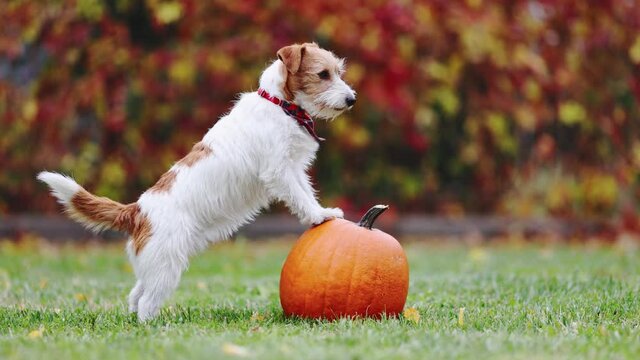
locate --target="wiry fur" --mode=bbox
[37,43,356,321]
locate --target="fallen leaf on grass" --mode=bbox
[599,325,608,336]
[468,248,487,264]
[74,293,87,302]
[403,307,420,323]
[222,343,250,357]
[250,311,264,322]
[28,328,43,339]
[458,307,465,327]
[0,269,10,294]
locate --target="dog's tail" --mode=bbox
[37,171,140,234]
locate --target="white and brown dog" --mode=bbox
[38,43,356,321]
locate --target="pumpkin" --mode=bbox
[280,205,409,319]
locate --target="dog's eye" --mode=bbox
[317,70,330,80]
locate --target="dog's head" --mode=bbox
[277,43,356,120]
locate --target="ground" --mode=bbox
[0,237,639,359]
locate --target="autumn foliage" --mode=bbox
[1,1,639,222]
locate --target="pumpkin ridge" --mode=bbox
[343,227,360,317]
[298,230,322,315]
[364,258,380,317]
[320,237,340,318]
[303,227,333,315]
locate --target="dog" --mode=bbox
[37,43,356,321]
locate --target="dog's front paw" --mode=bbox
[301,207,343,226]
[320,207,344,221]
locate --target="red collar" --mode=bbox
[257,88,325,143]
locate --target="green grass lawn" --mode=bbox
[1,238,639,359]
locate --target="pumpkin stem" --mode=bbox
[357,205,389,230]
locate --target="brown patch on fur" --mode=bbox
[70,190,152,255]
[176,142,213,167]
[71,190,127,226]
[125,205,152,255]
[277,43,342,101]
[149,170,177,193]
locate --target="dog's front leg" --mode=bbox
[266,166,343,226]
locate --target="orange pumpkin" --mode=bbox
[280,205,409,319]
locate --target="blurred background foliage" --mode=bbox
[0,0,639,227]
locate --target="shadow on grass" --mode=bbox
[1,305,407,333]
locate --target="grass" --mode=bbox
[1,237,639,359]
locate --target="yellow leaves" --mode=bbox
[334,119,370,148]
[414,106,436,130]
[629,36,640,64]
[545,180,571,212]
[430,86,459,116]
[400,174,424,201]
[207,53,234,73]
[486,113,516,155]
[28,327,44,339]
[349,126,370,148]
[583,173,618,211]
[460,17,507,66]
[222,343,250,357]
[316,16,339,38]
[565,49,581,71]
[74,293,88,302]
[632,141,640,168]
[361,28,381,52]
[415,4,433,27]
[486,113,508,139]
[154,1,184,24]
[515,106,537,131]
[397,36,416,61]
[76,0,104,21]
[425,57,463,85]
[22,99,38,121]
[22,20,42,43]
[558,101,587,126]
[461,142,480,164]
[344,62,365,85]
[403,307,420,324]
[514,45,548,76]
[523,79,542,102]
[466,0,482,8]
[169,58,196,86]
[458,307,465,327]
[60,142,100,184]
[95,160,127,201]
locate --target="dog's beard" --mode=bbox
[311,105,347,121]
[295,92,350,121]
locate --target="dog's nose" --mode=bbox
[346,96,356,107]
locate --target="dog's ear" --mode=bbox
[277,44,306,74]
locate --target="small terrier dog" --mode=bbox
[38,43,356,321]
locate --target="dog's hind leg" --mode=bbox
[128,280,144,313]
[136,256,184,321]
